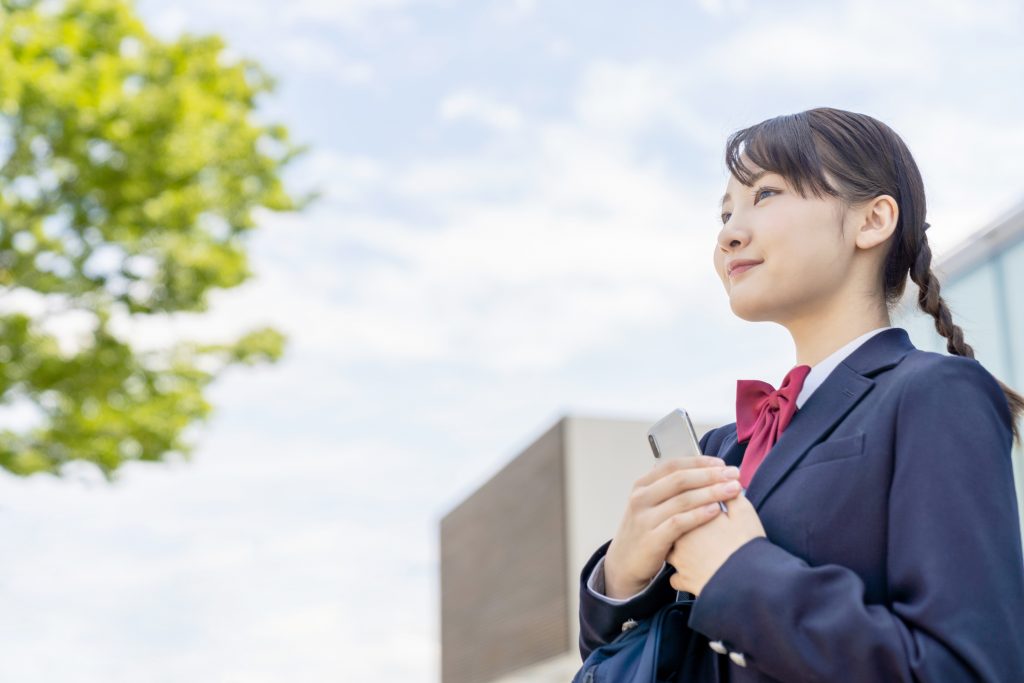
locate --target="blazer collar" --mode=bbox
[720,327,917,511]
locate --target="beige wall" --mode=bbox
[561,415,718,657]
[439,420,569,683]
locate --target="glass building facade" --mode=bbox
[894,199,1024,529]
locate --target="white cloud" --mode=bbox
[0,431,444,682]
[689,0,1021,91]
[103,62,728,373]
[280,0,433,29]
[392,156,524,198]
[694,0,750,16]
[277,38,375,85]
[233,140,714,371]
[439,90,525,132]
[488,0,540,24]
[697,19,939,86]
[147,0,438,36]
[898,108,1024,258]
[573,61,722,144]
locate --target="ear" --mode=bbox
[853,194,899,251]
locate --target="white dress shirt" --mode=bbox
[587,326,894,604]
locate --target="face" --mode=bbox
[713,160,857,325]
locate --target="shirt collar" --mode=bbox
[796,326,894,409]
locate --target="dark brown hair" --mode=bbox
[722,106,1023,447]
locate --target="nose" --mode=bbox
[717,217,749,253]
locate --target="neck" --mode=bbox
[785,308,891,368]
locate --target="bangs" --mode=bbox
[724,113,841,203]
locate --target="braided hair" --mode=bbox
[906,220,1024,446]
[723,107,1023,447]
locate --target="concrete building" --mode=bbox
[438,198,1024,683]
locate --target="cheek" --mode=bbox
[767,251,815,287]
[712,260,728,288]
[770,242,845,296]
[712,248,725,273]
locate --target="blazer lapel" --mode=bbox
[719,433,746,469]
[737,327,917,511]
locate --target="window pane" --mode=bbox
[1001,238,1024,392]
[942,261,1009,384]
[895,298,946,354]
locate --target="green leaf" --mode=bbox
[0,0,308,478]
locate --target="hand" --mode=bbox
[603,456,744,599]
[667,489,767,596]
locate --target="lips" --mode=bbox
[729,262,761,277]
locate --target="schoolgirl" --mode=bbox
[578,107,1024,682]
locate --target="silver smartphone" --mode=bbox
[647,408,730,512]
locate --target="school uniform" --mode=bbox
[577,326,1024,682]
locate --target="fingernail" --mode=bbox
[720,480,741,493]
[721,466,740,479]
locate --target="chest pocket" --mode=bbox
[794,432,866,470]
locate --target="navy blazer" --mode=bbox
[578,327,1024,682]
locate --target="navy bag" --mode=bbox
[572,594,720,683]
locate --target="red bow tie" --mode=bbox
[735,364,812,489]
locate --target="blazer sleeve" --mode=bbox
[686,356,1024,682]
[577,426,720,661]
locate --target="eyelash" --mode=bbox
[720,187,778,224]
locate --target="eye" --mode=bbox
[720,187,779,224]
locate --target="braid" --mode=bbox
[909,233,974,357]
[909,231,1024,447]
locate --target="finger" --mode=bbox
[636,454,724,487]
[651,479,741,528]
[638,464,739,509]
[650,499,723,549]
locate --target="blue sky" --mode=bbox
[1,0,1023,680]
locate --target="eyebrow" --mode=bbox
[719,170,770,208]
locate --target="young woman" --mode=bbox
[577,107,1024,682]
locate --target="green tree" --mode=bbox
[0,0,307,479]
